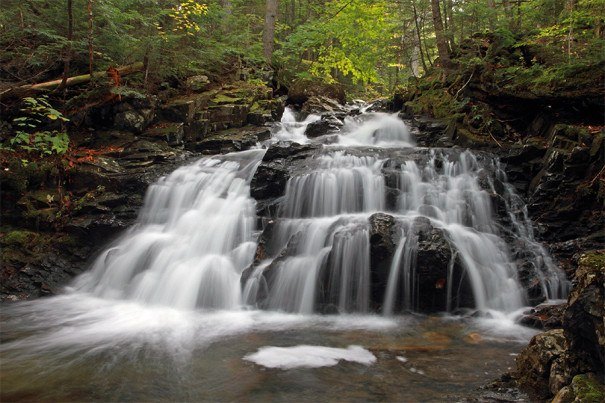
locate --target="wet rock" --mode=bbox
[563,251,605,369]
[304,115,343,138]
[412,217,470,312]
[300,96,347,116]
[519,302,566,330]
[250,142,319,214]
[189,125,270,154]
[368,213,398,308]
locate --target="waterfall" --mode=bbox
[71,107,567,316]
[74,149,265,310]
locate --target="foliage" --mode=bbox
[0,0,603,95]
[4,97,70,156]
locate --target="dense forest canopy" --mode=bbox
[0,0,603,156]
[1,0,603,94]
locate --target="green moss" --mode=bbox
[211,94,243,105]
[579,251,605,270]
[571,374,605,403]
[2,230,39,246]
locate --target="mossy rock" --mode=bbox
[571,374,605,402]
[579,251,605,270]
[211,94,244,105]
[2,230,39,246]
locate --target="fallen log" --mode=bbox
[0,62,144,101]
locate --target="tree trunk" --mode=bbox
[60,0,74,89]
[87,0,94,76]
[430,0,450,68]
[445,0,455,50]
[263,0,278,62]
[412,1,428,72]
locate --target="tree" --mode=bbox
[87,0,94,76]
[263,0,279,62]
[60,0,74,90]
[430,0,450,68]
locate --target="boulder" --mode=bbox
[412,217,470,312]
[519,302,566,330]
[368,213,398,307]
[114,109,153,133]
[185,75,210,92]
[300,96,347,115]
[563,251,605,369]
[304,115,343,138]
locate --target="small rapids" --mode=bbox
[1,105,568,401]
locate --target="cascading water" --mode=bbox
[70,107,566,315]
[1,103,571,401]
[74,149,265,310]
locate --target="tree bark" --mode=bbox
[60,0,74,90]
[412,1,428,72]
[263,0,278,62]
[430,0,450,68]
[87,0,94,76]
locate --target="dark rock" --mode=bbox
[114,109,153,134]
[250,142,319,211]
[189,125,270,154]
[563,251,605,369]
[300,96,347,116]
[412,217,471,312]
[519,302,566,330]
[368,213,398,309]
[141,122,185,146]
[304,115,343,138]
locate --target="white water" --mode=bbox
[74,149,265,310]
[272,108,320,143]
[338,112,415,147]
[244,345,376,369]
[383,151,527,314]
[68,107,566,316]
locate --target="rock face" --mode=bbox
[515,250,605,399]
[563,252,605,370]
[515,329,589,399]
[250,142,319,216]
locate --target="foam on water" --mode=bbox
[243,345,376,369]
